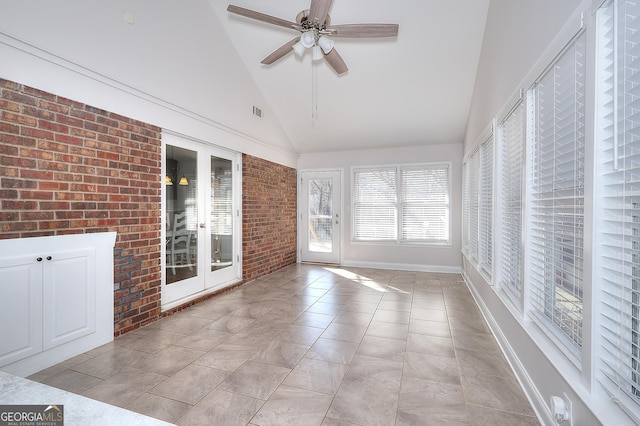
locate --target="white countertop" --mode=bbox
[0,371,173,426]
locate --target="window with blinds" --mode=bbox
[462,160,471,253]
[596,0,640,418]
[353,168,397,240]
[479,134,494,279]
[353,163,450,244]
[400,165,450,242]
[499,100,525,303]
[469,151,480,263]
[528,29,586,362]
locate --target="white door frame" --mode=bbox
[298,169,342,264]
[161,132,242,310]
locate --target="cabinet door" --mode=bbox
[42,248,96,350]
[0,256,43,367]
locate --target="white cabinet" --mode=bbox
[0,255,42,366]
[0,232,116,377]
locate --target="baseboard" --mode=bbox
[462,272,552,425]
[341,260,462,274]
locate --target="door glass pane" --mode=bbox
[166,145,198,284]
[308,179,333,253]
[211,156,233,271]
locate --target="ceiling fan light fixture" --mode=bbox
[292,41,306,57]
[317,36,334,54]
[300,30,316,48]
[311,45,324,61]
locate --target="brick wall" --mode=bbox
[242,154,297,281]
[0,79,162,336]
[0,78,299,336]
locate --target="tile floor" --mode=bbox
[29,264,540,425]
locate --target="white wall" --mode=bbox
[298,143,462,273]
[0,0,298,168]
[463,0,632,424]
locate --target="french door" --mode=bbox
[162,133,241,309]
[299,170,341,264]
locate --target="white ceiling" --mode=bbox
[209,0,491,154]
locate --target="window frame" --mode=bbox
[352,162,452,246]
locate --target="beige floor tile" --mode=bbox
[81,366,167,408]
[398,376,467,423]
[409,318,452,337]
[151,364,229,405]
[294,311,336,328]
[372,308,411,325]
[251,385,333,426]
[283,358,348,395]
[461,374,537,417]
[70,346,147,379]
[343,355,403,392]
[356,335,406,362]
[250,338,310,368]
[321,322,367,343]
[365,320,409,340]
[305,338,359,364]
[465,404,540,426]
[327,379,399,426]
[33,264,539,426]
[194,343,259,372]
[127,392,191,424]
[40,369,102,394]
[403,351,460,385]
[177,389,263,426]
[218,360,291,400]
[406,333,455,357]
[132,345,206,376]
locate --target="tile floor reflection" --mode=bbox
[30,264,540,425]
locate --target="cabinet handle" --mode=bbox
[46,256,52,261]
[36,257,43,262]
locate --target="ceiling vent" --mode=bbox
[252,105,263,118]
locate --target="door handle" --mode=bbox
[199,223,206,229]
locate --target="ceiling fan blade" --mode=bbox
[308,0,332,26]
[327,23,399,38]
[324,48,348,75]
[227,5,297,30]
[261,37,301,65]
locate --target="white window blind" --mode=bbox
[528,29,586,362]
[353,168,397,240]
[469,150,480,263]
[479,135,494,279]
[462,160,471,253]
[400,165,450,242]
[353,164,450,244]
[499,100,525,302]
[597,0,640,419]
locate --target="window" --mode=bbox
[527,29,586,362]
[462,160,471,252]
[498,100,525,303]
[479,133,494,279]
[463,151,481,262]
[597,0,640,419]
[462,129,493,277]
[353,163,450,244]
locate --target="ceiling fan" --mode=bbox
[227,0,399,75]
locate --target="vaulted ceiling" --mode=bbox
[0,0,490,155]
[210,0,490,153]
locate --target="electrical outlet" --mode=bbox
[550,394,572,425]
[562,392,573,426]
